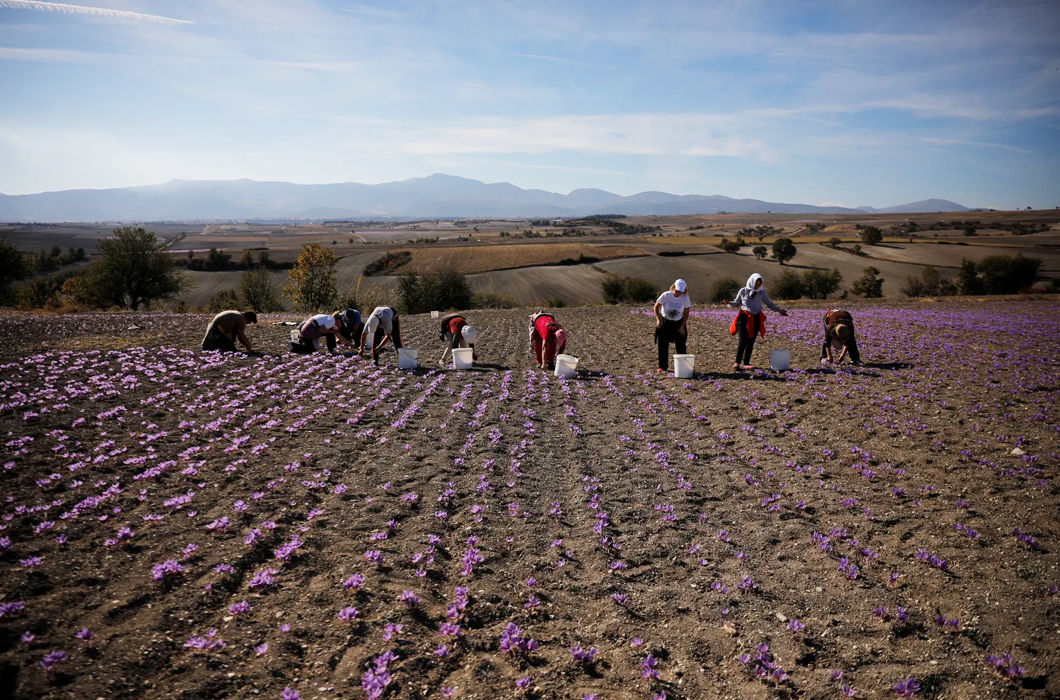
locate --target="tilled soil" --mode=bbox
[0,300,1057,699]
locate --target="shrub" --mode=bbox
[752,245,767,260]
[826,237,841,249]
[241,268,283,312]
[284,243,338,312]
[600,276,657,304]
[624,277,657,303]
[208,289,241,312]
[364,251,412,276]
[718,237,741,253]
[398,267,472,314]
[771,270,804,299]
[852,267,884,298]
[802,268,842,299]
[601,276,627,304]
[545,298,566,308]
[709,276,741,303]
[772,238,797,265]
[472,292,517,309]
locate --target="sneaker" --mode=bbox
[656,367,666,373]
[732,363,741,371]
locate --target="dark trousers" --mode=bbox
[656,320,687,370]
[202,326,237,352]
[373,315,402,352]
[735,313,761,365]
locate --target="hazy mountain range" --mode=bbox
[0,174,971,222]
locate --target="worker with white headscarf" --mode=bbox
[726,273,787,371]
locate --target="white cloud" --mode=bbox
[0,0,193,26]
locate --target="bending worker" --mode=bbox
[528,311,567,371]
[291,311,352,354]
[438,312,478,365]
[202,310,257,352]
[359,306,403,363]
[821,309,862,365]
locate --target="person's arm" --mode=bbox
[358,329,369,356]
[727,290,741,308]
[679,306,689,335]
[835,345,849,363]
[652,302,664,327]
[764,292,787,316]
[236,329,252,351]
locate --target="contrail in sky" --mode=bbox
[0,0,194,26]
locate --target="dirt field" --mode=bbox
[0,299,1056,699]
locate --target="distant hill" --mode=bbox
[0,174,971,222]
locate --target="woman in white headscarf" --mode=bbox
[726,273,787,370]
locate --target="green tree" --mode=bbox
[802,268,842,299]
[0,239,31,304]
[858,226,883,245]
[852,266,884,298]
[752,245,767,260]
[82,227,184,310]
[772,237,797,265]
[976,255,1041,294]
[957,259,983,295]
[284,243,338,311]
[241,268,283,312]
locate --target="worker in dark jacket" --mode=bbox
[202,310,257,352]
[821,309,862,365]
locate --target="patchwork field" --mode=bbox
[0,300,1056,699]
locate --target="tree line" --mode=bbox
[0,226,1052,312]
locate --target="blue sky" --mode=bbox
[1,0,1057,209]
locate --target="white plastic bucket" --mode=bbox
[397,347,418,370]
[554,354,578,379]
[290,330,301,343]
[430,310,439,318]
[770,349,791,371]
[673,354,695,378]
[452,348,473,370]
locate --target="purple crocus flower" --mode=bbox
[39,650,68,671]
[893,677,920,697]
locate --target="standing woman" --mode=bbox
[727,273,787,370]
[652,278,691,373]
[359,305,403,363]
[528,311,567,370]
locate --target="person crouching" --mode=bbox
[438,312,478,365]
[821,309,862,365]
[202,310,257,352]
